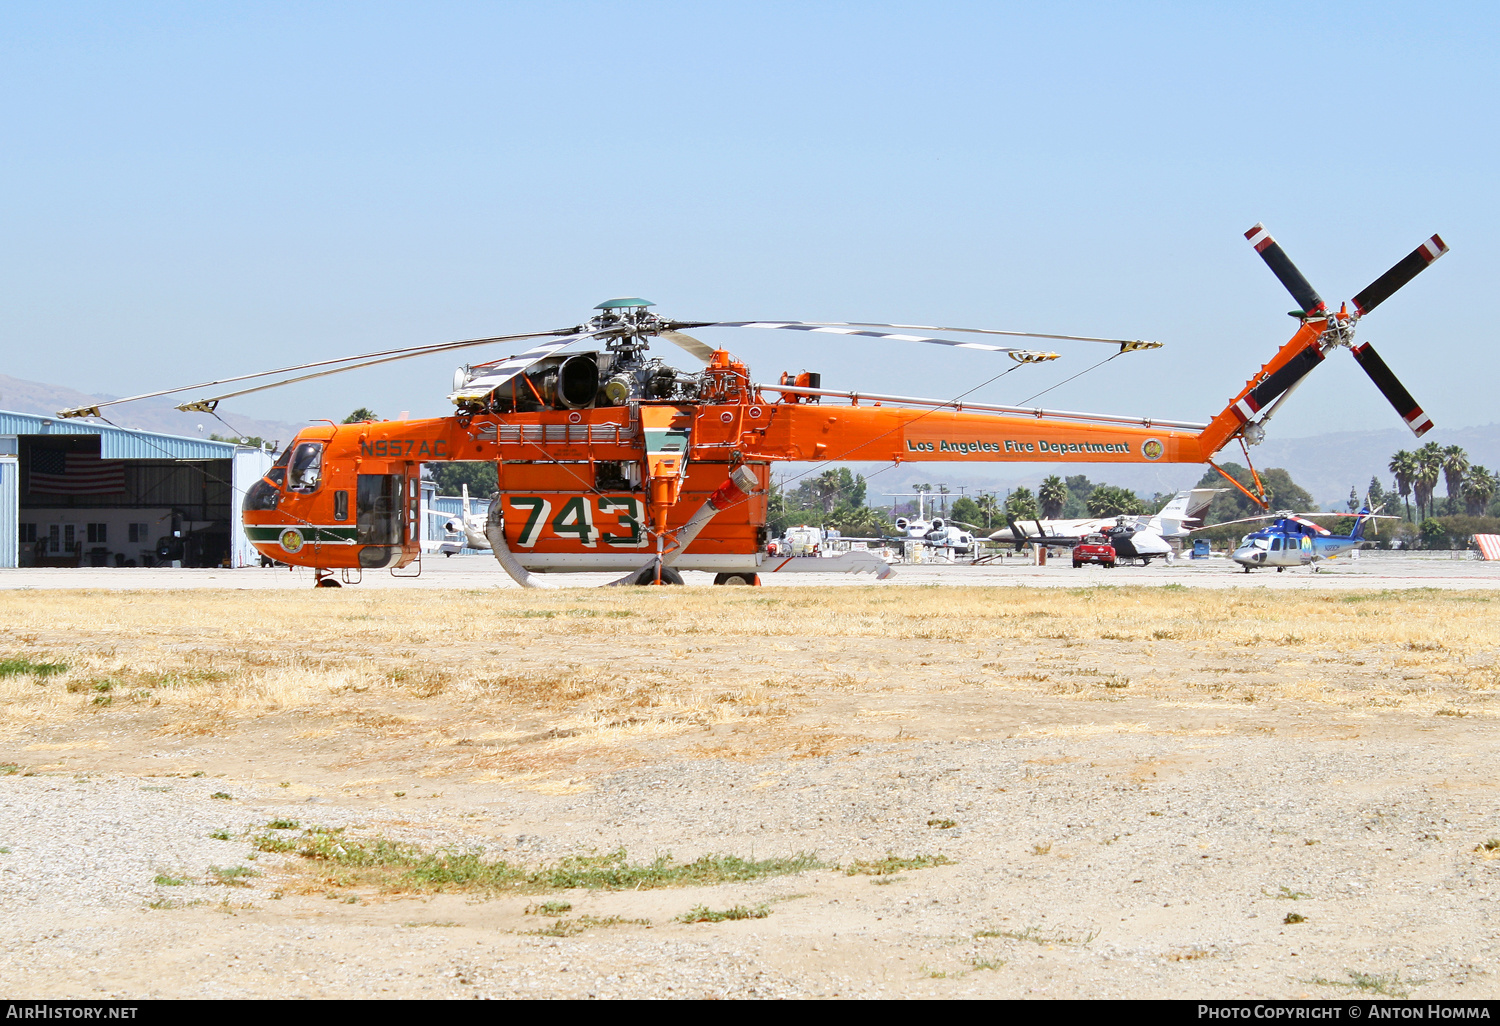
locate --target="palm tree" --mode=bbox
[1442,445,1469,515]
[815,469,842,512]
[1415,441,1444,520]
[1389,450,1417,522]
[974,492,1000,530]
[1004,487,1039,521]
[1038,476,1067,519]
[1087,485,1145,518]
[1463,466,1496,517]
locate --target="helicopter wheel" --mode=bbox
[628,565,684,586]
[1276,566,1284,573]
[713,572,760,586]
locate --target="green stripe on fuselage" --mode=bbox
[245,526,360,544]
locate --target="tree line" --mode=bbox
[1386,443,1496,521]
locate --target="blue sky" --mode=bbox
[2,2,1494,442]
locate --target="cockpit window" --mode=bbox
[287,442,324,493]
[243,477,280,512]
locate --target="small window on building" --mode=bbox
[87,523,107,544]
[49,525,59,553]
[334,490,349,521]
[19,524,37,543]
[63,525,76,550]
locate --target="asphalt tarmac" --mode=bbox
[3,550,1498,590]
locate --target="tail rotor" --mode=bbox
[1242,223,1447,439]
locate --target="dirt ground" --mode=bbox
[0,585,1496,999]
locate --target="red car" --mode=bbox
[1072,535,1116,568]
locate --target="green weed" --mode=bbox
[843,853,952,876]
[525,900,572,917]
[153,872,187,887]
[678,904,769,923]
[249,830,824,895]
[1307,971,1416,998]
[265,819,300,831]
[0,658,66,678]
[208,865,261,887]
[975,925,1098,946]
[525,915,649,937]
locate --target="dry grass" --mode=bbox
[0,587,1495,779]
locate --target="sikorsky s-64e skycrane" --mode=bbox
[59,225,1448,587]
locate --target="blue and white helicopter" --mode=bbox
[1205,507,1394,572]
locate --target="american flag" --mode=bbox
[29,450,126,496]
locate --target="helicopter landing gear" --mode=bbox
[1276,566,1284,573]
[713,572,760,586]
[314,568,342,588]
[627,564,684,585]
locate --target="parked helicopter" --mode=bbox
[55,224,1449,587]
[888,492,979,557]
[1209,507,1394,572]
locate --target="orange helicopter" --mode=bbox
[59,225,1447,587]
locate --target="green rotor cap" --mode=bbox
[594,297,655,310]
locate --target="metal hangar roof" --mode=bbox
[0,410,240,460]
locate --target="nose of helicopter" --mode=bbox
[1232,545,1263,565]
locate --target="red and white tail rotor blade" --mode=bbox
[1351,235,1449,317]
[1244,223,1327,316]
[1350,342,1433,437]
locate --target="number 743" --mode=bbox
[504,495,645,548]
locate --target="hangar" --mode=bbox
[0,411,273,570]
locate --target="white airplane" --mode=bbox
[987,488,1223,564]
[423,483,491,555]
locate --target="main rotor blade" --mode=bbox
[1187,514,1275,531]
[1245,223,1326,315]
[1350,342,1433,436]
[1288,515,1331,535]
[681,320,1159,351]
[1351,234,1449,316]
[58,328,578,419]
[683,321,1060,358]
[659,330,716,363]
[448,331,602,403]
[173,329,584,413]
